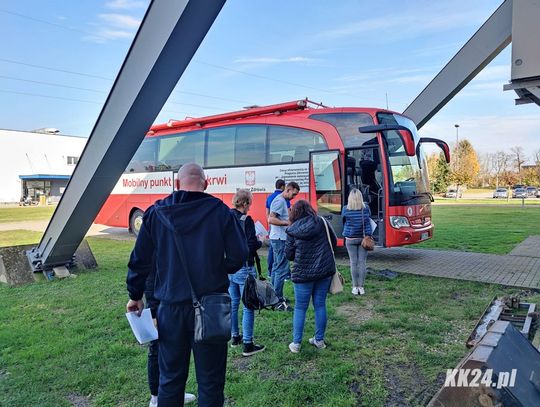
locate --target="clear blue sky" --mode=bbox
[1,0,538,162]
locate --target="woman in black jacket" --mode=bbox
[285,200,337,353]
[229,189,265,357]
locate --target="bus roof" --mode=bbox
[149,99,397,135]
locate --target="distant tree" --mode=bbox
[511,146,526,174]
[491,151,511,189]
[501,171,518,187]
[450,139,480,189]
[476,153,492,187]
[430,152,451,193]
[522,167,540,186]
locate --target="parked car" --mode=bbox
[445,188,462,199]
[512,188,528,199]
[493,188,509,199]
[537,189,540,198]
[526,187,537,197]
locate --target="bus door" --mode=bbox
[345,147,384,245]
[309,150,343,236]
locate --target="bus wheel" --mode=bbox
[130,209,144,236]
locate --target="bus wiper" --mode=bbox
[401,192,433,204]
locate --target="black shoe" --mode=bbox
[242,342,265,357]
[231,335,243,347]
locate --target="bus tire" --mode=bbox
[129,209,144,236]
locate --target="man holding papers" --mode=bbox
[126,163,248,407]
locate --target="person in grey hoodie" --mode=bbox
[126,163,248,407]
[284,200,336,353]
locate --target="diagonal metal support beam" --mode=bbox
[403,0,512,129]
[27,0,226,272]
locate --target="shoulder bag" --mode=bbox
[361,207,375,251]
[321,216,344,294]
[172,234,231,344]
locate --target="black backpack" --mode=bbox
[242,267,280,311]
[235,212,280,311]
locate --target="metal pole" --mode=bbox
[26,0,227,273]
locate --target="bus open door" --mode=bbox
[309,150,344,238]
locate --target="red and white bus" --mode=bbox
[95,99,449,247]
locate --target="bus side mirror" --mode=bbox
[418,137,451,163]
[359,124,415,157]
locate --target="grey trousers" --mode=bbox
[345,238,368,287]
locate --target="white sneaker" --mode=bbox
[149,395,158,407]
[351,287,359,295]
[288,342,301,353]
[184,393,196,404]
[308,337,327,349]
[358,287,365,295]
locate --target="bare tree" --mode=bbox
[491,151,510,189]
[511,146,526,174]
[534,149,540,165]
[477,153,492,187]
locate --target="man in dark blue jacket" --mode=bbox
[126,163,248,407]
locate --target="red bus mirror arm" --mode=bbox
[417,137,451,164]
[359,124,415,156]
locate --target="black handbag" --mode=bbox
[172,234,231,344]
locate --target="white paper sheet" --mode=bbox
[126,308,159,344]
[369,218,378,233]
[254,220,268,237]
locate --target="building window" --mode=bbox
[67,156,79,165]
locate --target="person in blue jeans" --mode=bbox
[285,200,337,353]
[265,179,288,277]
[268,181,300,311]
[229,189,265,356]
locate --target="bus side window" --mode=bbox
[268,125,327,163]
[235,125,266,166]
[126,138,157,173]
[157,130,204,170]
[207,127,235,167]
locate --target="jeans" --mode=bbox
[157,302,227,407]
[292,276,332,344]
[270,239,289,301]
[267,244,274,276]
[345,238,368,287]
[229,266,256,343]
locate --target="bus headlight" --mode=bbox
[390,216,410,229]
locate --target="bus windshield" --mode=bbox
[377,113,430,206]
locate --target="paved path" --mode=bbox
[334,244,540,289]
[2,220,540,289]
[0,220,132,239]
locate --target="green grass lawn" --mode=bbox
[434,198,540,205]
[0,206,56,223]
[417,205,540,254]
[0,229,43,247]
[1,234,539,406]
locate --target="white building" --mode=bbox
[0,129,87,203]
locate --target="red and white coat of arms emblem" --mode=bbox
[245,171,256,186]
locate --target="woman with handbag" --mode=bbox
[342,188,373,295]
[285,200,337,353]
[229,189,266,357]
